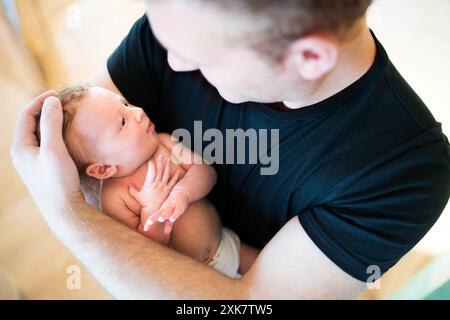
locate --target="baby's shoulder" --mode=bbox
[157,132,172,140]
[157,132,180,148]
[102,178,127,197]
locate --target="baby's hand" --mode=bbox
[143,189,190,233]
[129,156,181,226]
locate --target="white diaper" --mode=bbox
[208,227,241,278]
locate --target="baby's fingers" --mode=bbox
[143,207,169,231]
[155,155,165,181]
[128,184,141,200]
[144,160,156,186]
[168,170,181,189]
[143,213,158,231]
[168,206,186,223]
[159,206,176,222]
[157,206,175,223]
[162,159,171,184]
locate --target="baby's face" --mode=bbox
[69,87,158,176]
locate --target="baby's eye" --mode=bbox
[121,118,126,127]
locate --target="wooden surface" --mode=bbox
[0,3,111,299]
[14,0,69,87]
[0,0,448,299]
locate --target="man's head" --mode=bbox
[36,85,159,179]
[145,0,372,106]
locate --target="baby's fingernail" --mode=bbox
[169,217,175,223]
[145,220,153,229]
[158,217,165,223]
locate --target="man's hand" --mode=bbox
[11,91,84,219]
[129,155,181,234]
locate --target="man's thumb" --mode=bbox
[40,96,64,151]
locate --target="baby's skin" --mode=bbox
[66,87,258,269]
[101,139,222,263]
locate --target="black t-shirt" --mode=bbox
[107,14,450,281]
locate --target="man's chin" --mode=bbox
[218,89,274,105]
[216,89,246,104]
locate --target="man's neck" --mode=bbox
[283,20,377,109]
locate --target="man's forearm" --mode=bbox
[48,200,246,299]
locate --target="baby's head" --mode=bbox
[36,85,158,179]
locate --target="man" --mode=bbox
[11,0,450,299]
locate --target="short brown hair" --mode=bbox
[152,0,373,60]
[35,84,91,174]
[241,0,373,58]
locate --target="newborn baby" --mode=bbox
[35,85,251,278]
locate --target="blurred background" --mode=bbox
[0,0,449,299]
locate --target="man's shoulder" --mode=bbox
[383,63,437,133]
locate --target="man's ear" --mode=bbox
[285,34,338,81]
[85,162,118,180]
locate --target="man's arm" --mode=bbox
[44,200,367,299]
[11,85,365,300]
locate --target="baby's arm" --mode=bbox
[146,133,217,225]
[101,181,171,245]
[162,133,217,202]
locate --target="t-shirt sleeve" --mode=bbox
[107,13,167,113]
[298,129,450,282]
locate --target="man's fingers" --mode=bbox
[26,90,57,115]
[11,90,57,155]
[39,96,64,152]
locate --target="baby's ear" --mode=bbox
[85,163,118,180]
